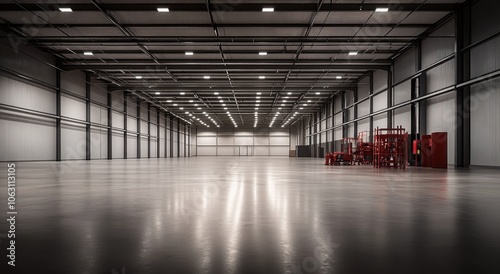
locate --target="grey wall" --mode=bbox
[0,32,191,162]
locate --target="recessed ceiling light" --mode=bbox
[300,107,303,110]
[204,76,210,79]
[167,100,172,103]
[173,104,178,106]
[202,112,206,114]
[283,100,287,102]
[155,92,160,95]
[259,76,266,79]
[316,92,320,95]
[281,104,285,106]
[180,92,185,95]
[194,104,198,106]
[185,111,189,114]
[59,7,73,12]
[278,107,282,110]
[222,104,226,106]
[83,51,93,56]
[185,51,194,55]
[189,100,193,103]
[255,108,259,110]
[214,92,219,95]
[256,100,260,103]
[336,76,342,79]
[219,100,223,103]
[224,107,228,110]
[135,75,142,79]
[304,104,308,106]
[262,7,274,12]
[307,100,311,103]
[157,8,170,12]
[179,107,184,110]
[256,97,261,99]
[217,96,222,99]
[375,7,389,12]
[259,52,268,55]
[287,92,292,95]
[257,92,262,95]
[348,51,358,56]
[256,104,260,106]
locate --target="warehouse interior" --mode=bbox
[0,0,499,273]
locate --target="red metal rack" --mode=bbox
[373,126,409,169]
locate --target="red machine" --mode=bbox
[353,131,373,165]
[373,126,409,169]
[325,153,334,165]
[331,138,356,165]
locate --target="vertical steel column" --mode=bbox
[107,90,112,160]
[369,71,374,143]
[177,118,181,157]
[170,115,174,157]
[137,98,141,158]
[184,124,187,157]
[341,91,347,138]
[157,110,160,158]
[123,91,128,159]
[85,73,91,160]
[455,3,471,167]
[353,86,358,138]
[387,65,393,129]
[164,113,168,158]
[56,67,61,161]
[147,104,151,158]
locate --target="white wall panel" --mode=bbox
[334,128,342,141]
[112,111,124,129]
[235,136,252,145]
[127,135,137,158]
[254,136,269,145]
[427,92,456,165]
[270,146,289,156]
[422,37,455,69]
[61,123,86,160]
[61,70,86,96]
[394,47,415,83]
[112,132,124,159]
[270,136,288,145]
[358,119,370,140]
[198,136,217,145]
[334,113,342,126]
[373,113,387,130]
[197,146,216,156]
[61,95,86,121]
[470,77,500,166]
[140,121,148,135]
[218,135,234,145]
[91,80,107,104]
[373,91,387,112]
[271,129,288,136]
[393,80,412,105]
[393,106,412,131]
[358,76,370,101]
[0,75,56,114]
[217,146,234,156]
[373,70,388,93]
[150,126,157,137]
[140,138,148,158]
[159,138,165,158]
[127,98,137,116]
[427,59,456,93]
[150,140,157,158]
[254,146,269,156]
[90,104,108,126]
[358,100,370,117]
[0,111,56,161]
[470,35,500,78]
[127,117,137,132]
[90,128,107,159]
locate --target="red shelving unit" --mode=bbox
[373,126,409,169]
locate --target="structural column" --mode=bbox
[124,91,128,159]
[147,104,151,158]
[369,71,374,143]
[55,67,61,161]
[85,73,91,160]
[107,89,112,160]
[137,98,141,158]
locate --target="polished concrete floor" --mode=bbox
[1,157,500,274]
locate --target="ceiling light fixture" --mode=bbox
[135,75,142,79]
[348,51,358,56]
[336,76,342,79]
[259,52,268,55]
[155,92,160,95]
[204,76,210,79]
[259,76,266,79]
[83,51,93,56]
[375,7,389,12]
[214,92,219,95]
[185,51,194,55]
[180,92,185,95]
[157,8,170,12]
[59,7,73,12]
[262,7,274,12]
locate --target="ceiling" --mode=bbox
[0,0,464,128]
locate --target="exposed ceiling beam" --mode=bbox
[56,49,399,55]
[62,63,390,70]
[7,23,434,28]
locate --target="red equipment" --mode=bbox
[332,138,356,165]
[431,132,448,169]
[324,153,334,165]
[353,131,373,165]
[421,135,432,167]
[373,126,409,169]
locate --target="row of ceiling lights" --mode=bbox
[59,7,390,13]
[81,50,359,56]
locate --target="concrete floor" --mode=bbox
[1,157,500,274]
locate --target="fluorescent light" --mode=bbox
[180,92,185,95]
[204,76,210,79]
[173,104,177,106]
[348,51,358,56]
[59,8,73,12]
[262,7,274,12]
[259,76,266,79]
[316,92,320,95]
[197,107,201,110]
[304,104,308,106]
[259,52,268,55]
[135,75,142,79]
[219,100,223,103]
[157,8,170,12]
[307,100,311,103]
[214,92,219,95]
[155,92,160,95]
[167,100,172,103]
[83,51,93,56]
[375,7,389,12]
[179,107,183,110]
[336,76,342,79]
[257,92,262,95]
[189,100,193,103]
[287,92,292,95]
[185,51,194,55]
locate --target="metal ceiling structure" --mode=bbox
[0,0,464,128]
